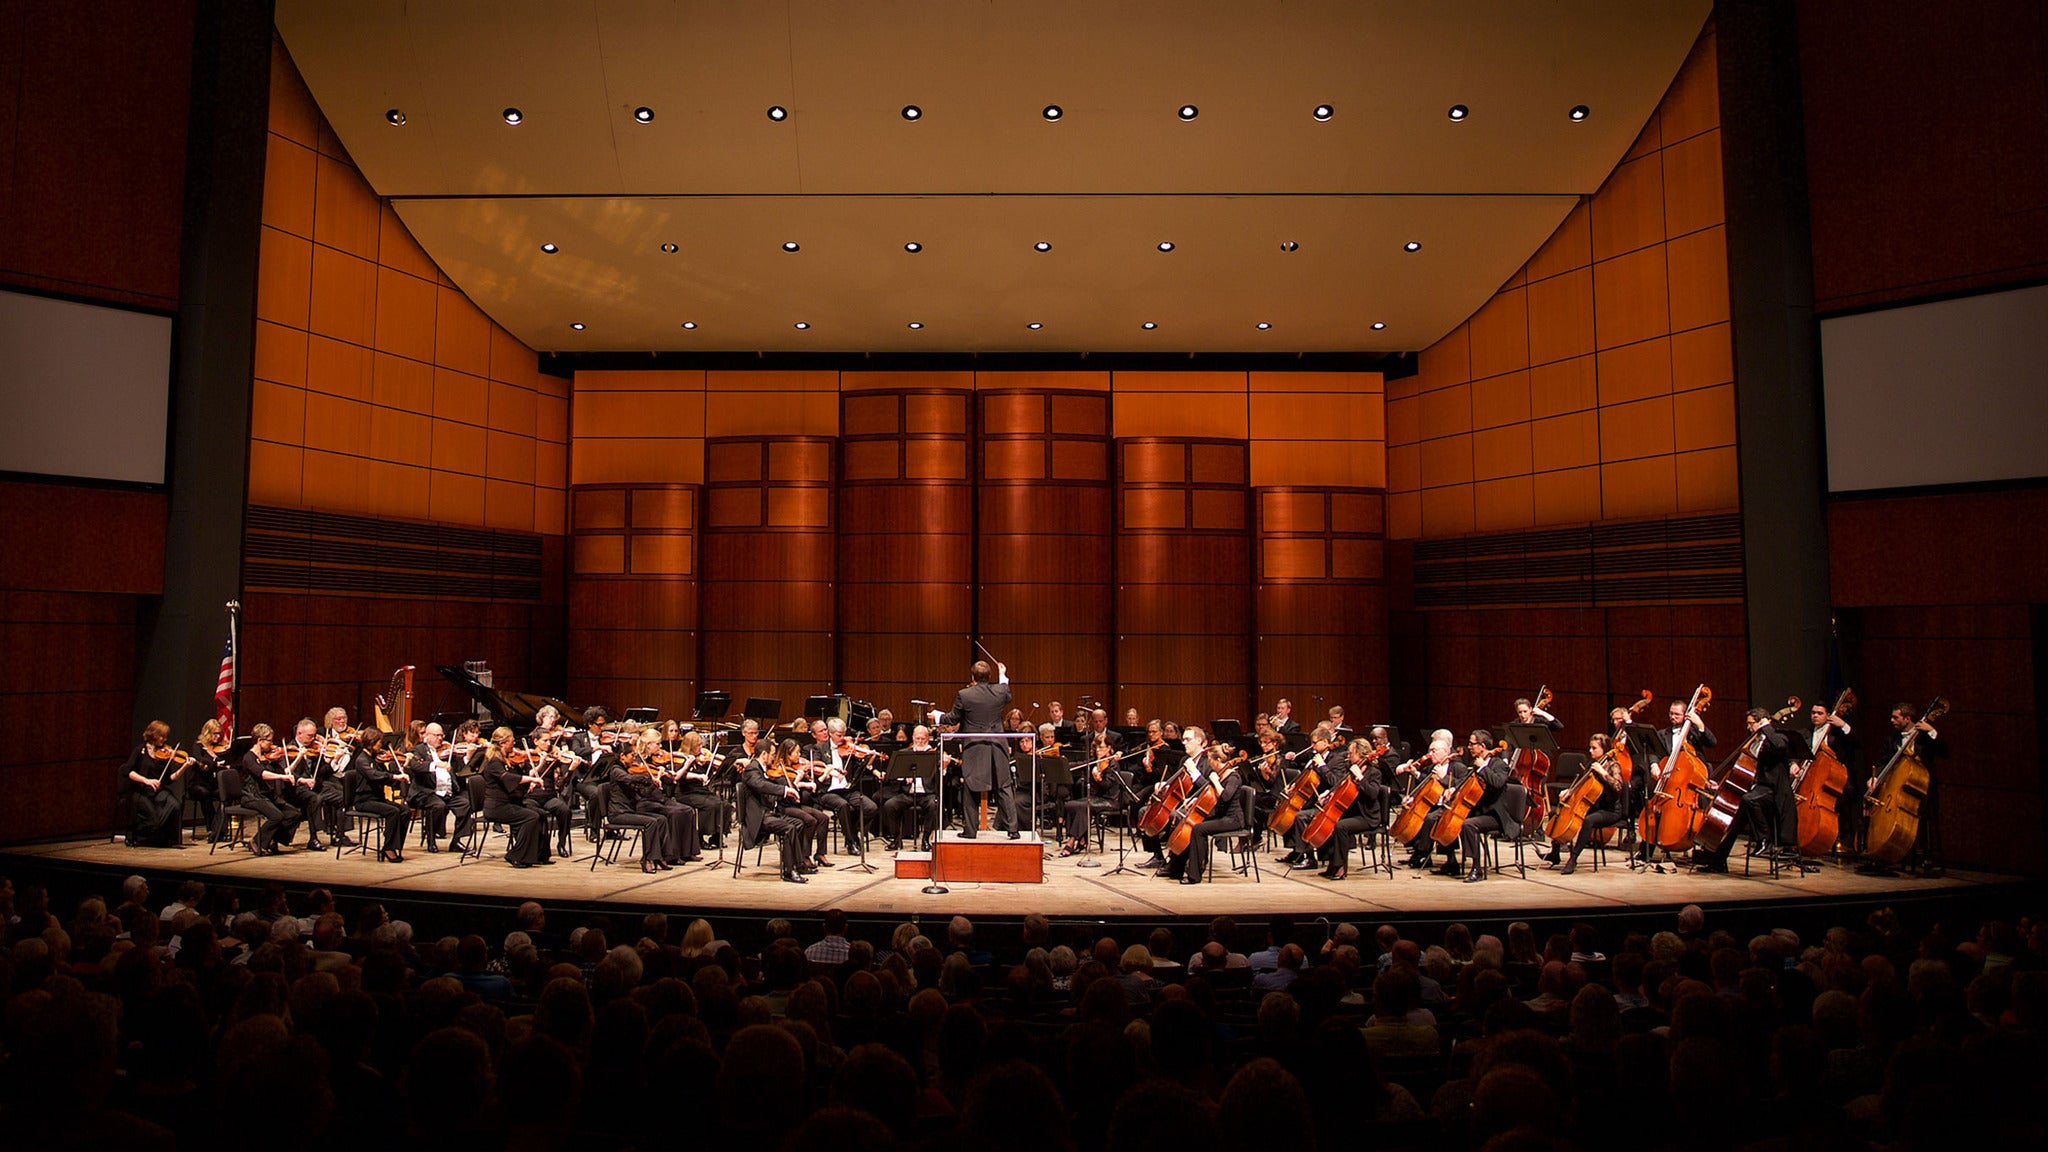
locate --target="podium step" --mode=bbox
[930,830,1045,883]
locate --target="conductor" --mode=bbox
[931,659,1016,839]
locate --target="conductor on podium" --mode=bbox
[933,659,1016,839]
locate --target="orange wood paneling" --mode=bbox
[1525,266,1596,366]
[1595,337,1674,405]
[1529,356,1597,419]
[1592,247,1671,349]
[1590,153,1667,261]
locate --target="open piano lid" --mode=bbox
[434,665,584,730]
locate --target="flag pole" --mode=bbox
[227,599,240,736]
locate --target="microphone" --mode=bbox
[910,699,932,707]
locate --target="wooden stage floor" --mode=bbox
[2,832,2000,924]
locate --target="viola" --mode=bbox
[1510,685,1556,830]
[1864,696,1947,866]
[1793,688,1856,856]
[1639,685,1713,851]
[1430,742,1506,847]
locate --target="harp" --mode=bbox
[374,665,415,735]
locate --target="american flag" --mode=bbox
[214,637,236,734]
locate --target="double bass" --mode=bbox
[1431,741,1505,847]
[1509,686,1557,829]
[1692,723,1764,856]
[1639,685,1713,851]
[1864,696,1948,866]
[1793,688,1856,856]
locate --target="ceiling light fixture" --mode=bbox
[1569,105,1590,121]
[633,106,654,123]
[1141,321,1158,330]
[907,321,923,329]
[681,321,697,330]
[1027,322,1043,330]
[1034,241,1051,252]
[1256,322,1271,330]
[570,322,585,331]
[1177,104,1198,121]
[904,241,922,253]
[502,107,523,125]
[1448,104,1469,121]
[1280,240,1299,252]
[794,321,810,330]
[1157,241,1175,252]
[1313,104,1334,121]
[1042,104,1062,121]
[540,243,558,254]
[901,104,922,120]
[660,243,678,253]
[767,105,788,121]
[1371,321,1387,330]
[1404,241,1422,252]
[385,109,406,126]
[782,241,800,252]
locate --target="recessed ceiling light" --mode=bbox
[1404,241,1422,252]
[1448,104,1469,121]
[570,322,585,331]
[1042,104,1062,121]
[385,109,406,126]
[1157,241,1175,252]
[901,104,922,121]
[660,243,678,253]
[681,321,697,330]
[633,106,654,123]
[1313,104,1334,121]
[540,243,558,254]
[1141,321,1158,330]
[1256,322,1271,330]
[1371,321,1387,330]
[1034,241,1051,252]
[1569,105,1590,122]
[794,321,810,330]
[767,105,788,121]
[782,241,800,252]
[907,321,923,330]
[904,241,922,253]
[1177,104,1198,121]
[502,107,523,125]
[1027,322,1043,330]
[1280,240,1299,252]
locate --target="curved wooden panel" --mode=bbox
[1116,438,1252,725]
[839,390,972,715]
[699,438,835,719]
[1254,486,1391,724]
[977,389,1114,711]
[567,483,700,718]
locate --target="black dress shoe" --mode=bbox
[1322,868,1348,881]
[1181,875,1200,885]
[424,841,441,854]
[1292,859,1322,871]
[1136,853,1165,869]
[510,861,533,869]
[1538,848,1560,865]
[960,828,977,839]
[1560,858,1578,876]
[798,863,818,874]
[333,835,358,848]
[535,857,556,866]
[1435,862,1463,877]
[1464,867,1485,883]
[782,868,808,883]
[306,838,326,852]
[1007,829,1020,840]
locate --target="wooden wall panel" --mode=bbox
[838,390,973,714]
[565,484,699,718]
[1116,439,1252,724]
[977,389,1114,710]
[698,437,835,718]
[1254,487,1391,723]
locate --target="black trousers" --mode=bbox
[673,787,729,846]
[1181,813,1246,883]
[815,789,878,850]
[180,773,219,837]
[1321,815,1380,868]
[1458,813,1503,864]
[882,791,939,846]
[281,783,323,839]
[637,799,699,862]
[1703,787,1782,865]
[611,810,667,862]
[577,779,608,840]
[412,789,474,848]
[1570,808,1623,855]
[486,800,549,864]
[353,798,411,853]
[128,787,182,847]
[751,810,803,871]
[1407,812,1455,863]
[317,778,350,838]
[242,794,301,853]
[786,802,830,857]
[967,777,1018,833]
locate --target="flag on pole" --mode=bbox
[215,637,236,734]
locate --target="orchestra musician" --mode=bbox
[1277,723,1342,868]
[188,717,230,841]
[405,722,473,855]
[1394,732,1460,872]
[1127,719,1173,866]
[669,730,732,850]
[932,659,1017,840]
[121,720,189,848]
[1059,725,1122,856]
[238,723,303,855]
[1247,728,1289,835]
[279,719,342,851]
[633,727,701,867]
[1694,708,1798,872]
[816,718,881,855]
[315,707,360,849]
[1803,701,1860,849]
[1272,697,1301,736]
[1165,742,1247,885]
[879,725,945,851]
[1451,730,1525,883]
[1861,702,1947,867]
[1635,698,1716,863]
[1140,726,1210,870]
[607,733,675,872]
[517,730,577,861]
[1313,737,1390,882]
[350,729,412,863]
[738,739,810,883]
[569,707,614,844]
[1538,733,1626,875]
[479,726,553,868]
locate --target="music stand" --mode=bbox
[931,731,1034,895]
[624,707,660,724]
[1210,719,1244,742]
[1015,750,1073,844]
[693,691,732,722]
[1622,724,1675,871]
[1283,729,1311,753]
[743,697,782,723]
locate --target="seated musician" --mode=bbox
[606,734,675,873]
[1125,720,1171,867]
[1271,697,1302,735]
[670,731,732,850]
[1278,723,1342,868]
[521,730,578,860]
[1314,737,1389,882]
[816,718,881,855]
[1138,726,1208,871]
[317,707,359,848]
[1694,708,1798,873]
[1165,743,1249,885]
[187,718,230,841]
[278,718,342,851]
[788,720,836,867]
[121,720,188,848]
[1016,723,1069,836]
[239,723,303,855]
[569,707,614,844]
[880,725,945,851]
[350,729,412,863]
[1248,728,1288,832]
[479,727,553,868]
[405,722,472,854]
[737,740,810,883]
[637,727,700,866]
[1059,726,1123,857]
[449,719,484,773]
[1539,734,1625,875]
[1399,732,1469,875]
[1453,729,1525,883]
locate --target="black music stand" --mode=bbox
[743,697,782,723]
[693,691,732,722]
[887,750,944,889]
[624,707,660,724]
[804,695,844,721]
[1014,750,1072,844]
[1622,724,1675,871]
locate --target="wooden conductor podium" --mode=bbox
[919,731,1045,885]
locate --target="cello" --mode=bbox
[1138,752,1201,837]
[1300,752,1367,850]
[1267,737,1337,834]
[1509,686,1557,829]
[1864,696,1947,866]
[1639,685,1713,852]
[1387,753,1445,845]
[1165,752,1245,854]
[1431,741,1505,847]
[1793,688,1856,856]
[1544,737,1628,848]
[1692,724,1763,856]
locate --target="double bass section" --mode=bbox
[1639,685,1713,855]
[1864,696,1948,867]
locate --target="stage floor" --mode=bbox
[2,831,1997,923]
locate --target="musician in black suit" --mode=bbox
[120,720,188,848]
[1800,700,1860,848]
[738,742,808,883]
[1634,699,1715,862]
[239,723,303,855]
[1456,730,1525,883]
[351,730,413,863]
[881,726,944,850]
[405,723,472,854]
[569,707,614,843]
[605,750,674,873]
[1278,723,1341,867]
[479,728,552,868]
[278,719,337,851]
[1272,697,1302,736]
[670,730,731,849]
[932,659,1016,839]
[1314,737,1391,881]
[1862,702,1948,867]
[1166,744,1250,885]
[1695,709,1799,872]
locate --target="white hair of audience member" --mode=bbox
[1475,934,1505,958]
[371,923,400,948]
[391,920,413,943]
[504,930,532,954]
[605,944,645,985]
[269,918,303,944]
[908,934,934,956]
